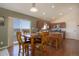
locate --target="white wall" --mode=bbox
[51,7,79,40]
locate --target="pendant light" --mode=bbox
[30,3,38,12]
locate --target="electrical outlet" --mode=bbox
[0,41,3,45]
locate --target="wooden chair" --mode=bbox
[30,32,49,55]
[49,33,63,49]
[38,32,49,55]
[30,35,35,56]
[30,33,42,55]
[40,32,49,46]
[16,32,29,56]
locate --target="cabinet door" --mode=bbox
[36,20,44,30]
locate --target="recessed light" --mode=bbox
[59,13,63,15]
[52,17,55,19]
[51,5,55,8]
[69,7,73,10]
[43,12,46,15]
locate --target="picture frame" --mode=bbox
[0,16,5,26]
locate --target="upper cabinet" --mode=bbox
[36,20,66,31]
[36,20,44,30]
[36,20,51,30]
[51,22,66,28]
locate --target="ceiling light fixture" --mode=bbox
[59,13,63,15]
[69,7,73,10]
[30,3,38,12]
[43,12,46,15]
[51,5,55,8]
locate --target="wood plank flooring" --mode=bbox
[1,39,79,56]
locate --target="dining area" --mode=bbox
[16,30,64,56]
[11,17,65,56]
[1,3,79,56]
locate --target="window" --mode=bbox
[13,18,31,29]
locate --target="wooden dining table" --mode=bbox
[22,33,41,55]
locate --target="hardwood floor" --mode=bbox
[1,39,79,56]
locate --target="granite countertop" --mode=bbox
[49,32,63,34]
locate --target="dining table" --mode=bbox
[22,33,41,55]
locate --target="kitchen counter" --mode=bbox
[49,31,65,39]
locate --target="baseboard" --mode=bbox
[66,38,79,40]
[0,42,18,50]
[0,46,9,50]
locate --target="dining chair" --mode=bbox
[49,33,63,49]
[16,32,29,56]
[30,35,35,56]
[29,33,42,55]
[38,32,49,55]
[40,32,49,46]
[29,32,49,56]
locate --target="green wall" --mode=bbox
[0,8,41,48]
[0,17,8,47]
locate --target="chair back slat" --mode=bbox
[16,32,23,44]
[40,32,49,48]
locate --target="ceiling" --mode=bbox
[0,3,79,21]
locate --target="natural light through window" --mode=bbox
[13,18,31,29]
